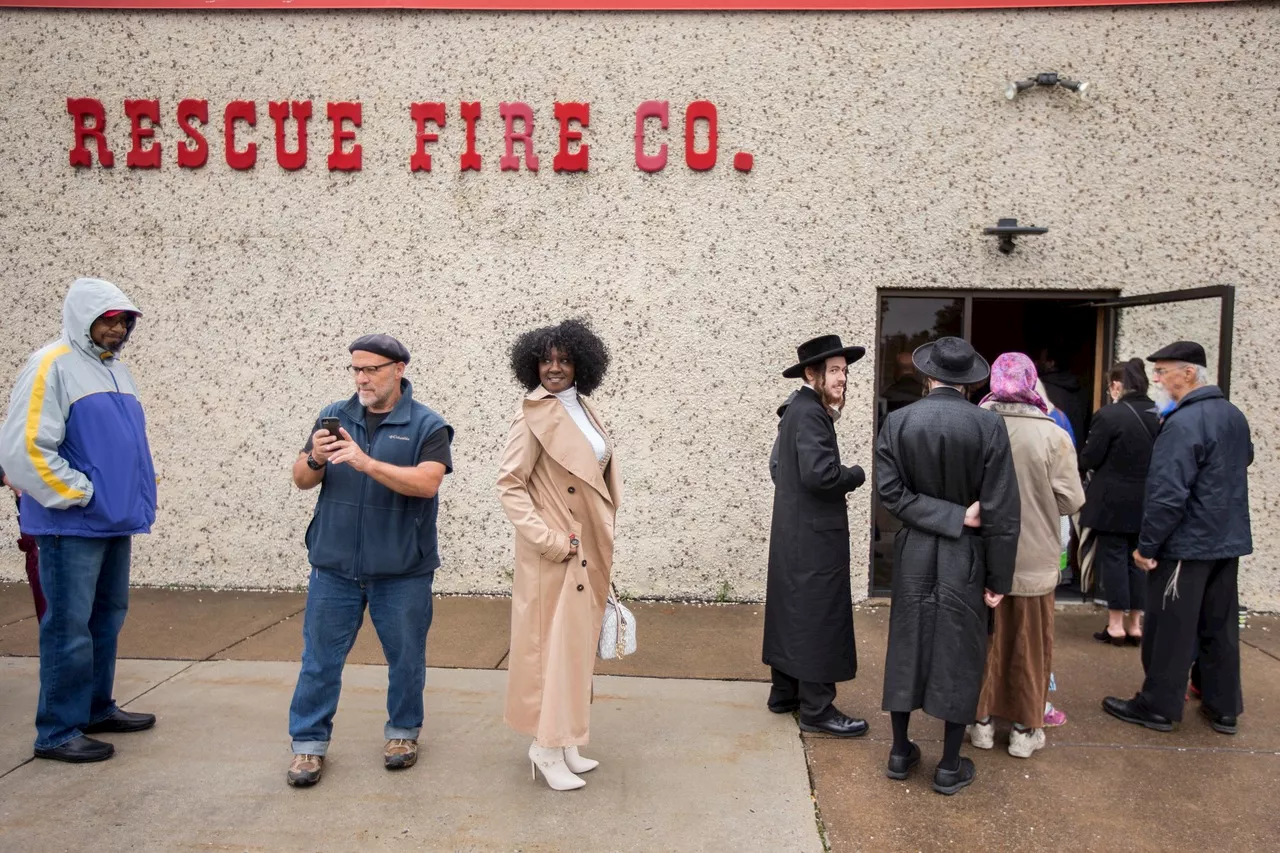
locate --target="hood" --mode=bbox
[1040,371,1080,393]
[776,389,799,419]
[1170,385,1225,413]
[63,277,141,360]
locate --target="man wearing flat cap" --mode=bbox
[1104,341,1252,737]
[285,334,454,787]
[875,336,1020,795]
[763,335,870,737]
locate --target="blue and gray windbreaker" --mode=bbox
[0,278,157,537]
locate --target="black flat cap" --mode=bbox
[1147,340,1206,367]
[349,333,410,365]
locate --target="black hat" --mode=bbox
[782,335,866,379]
[1147,340,1206,367]
[349,333,410,365]
[912,337,989,385]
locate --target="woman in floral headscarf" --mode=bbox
[968,353,1085,759]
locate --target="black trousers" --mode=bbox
[1095,532,1145,612]
[1138,558,1243,721]
[768,667,837,723]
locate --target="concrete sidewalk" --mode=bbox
[1,583,1278,852]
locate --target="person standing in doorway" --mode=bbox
[498,319,621,791]
[286,334,453,787]
[0,278,157,764]
[1079,359,1160,645]
[971,353,1085,759]
[763,335,869,738]
[1103,341,1251,736]
[876,337,1020,794]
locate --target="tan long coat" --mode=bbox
[497,387,621,747]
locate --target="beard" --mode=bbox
[812,372,847,413]
[1151,385,1174,412]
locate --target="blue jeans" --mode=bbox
[289,567,434,755]
[34,535,132,750]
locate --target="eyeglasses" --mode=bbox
[346,361,396,376]
[1152,365,1190,377]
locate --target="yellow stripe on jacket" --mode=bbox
[26,344,85,501]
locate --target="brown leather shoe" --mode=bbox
[384,738,418,770]
[287,753,323,787]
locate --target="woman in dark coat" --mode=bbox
[1078,359,1160,645]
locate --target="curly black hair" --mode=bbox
[509,318,611,396]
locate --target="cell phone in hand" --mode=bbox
[321,417,341,439]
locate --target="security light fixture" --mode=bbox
[983,218,1048,255]
[1004,73,1091,100]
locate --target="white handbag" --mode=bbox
[598,584,637,660]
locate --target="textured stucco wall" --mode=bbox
[0,5,1276,607]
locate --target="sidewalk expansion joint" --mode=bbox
[801,732,1278,756]
[1242,638,1280,664]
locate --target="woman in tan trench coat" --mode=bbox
[497,320,621,791]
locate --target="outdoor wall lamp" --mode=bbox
[1004,73,1091,100]
[984,218,1048,254]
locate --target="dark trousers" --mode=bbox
[1139,558,1242,721]
[768,667,836,723]
[1095,532,1145,612]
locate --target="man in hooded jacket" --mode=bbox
[763,335,869,737]
[0,278,158,763]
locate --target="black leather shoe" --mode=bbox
[1201,705,1238,735]
[1102,696,1173,732]
[34,735,115,763]
[886,742,920,780]
[932,757,975,795]
[798,712,869,738]
[83,709,156,734]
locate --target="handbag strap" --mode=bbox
[1122,401,1159,440]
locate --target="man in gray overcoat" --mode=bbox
[763,335,869,737]
[875,337,1021,794]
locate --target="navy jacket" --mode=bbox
[1137,386,1252,561]
[305,380,452,580]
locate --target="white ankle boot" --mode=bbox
[563,745,599,774]
[528,743,585,791]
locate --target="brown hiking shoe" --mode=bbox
[287,753,323,787]
[384,738,418,770]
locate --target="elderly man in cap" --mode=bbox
[0,277,157,764]
[875,336,1020,795]
[286,334,453,787]
[763,335,869,737]
[1103,341,1252,735]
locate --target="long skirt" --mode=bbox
[976,592,1054,729]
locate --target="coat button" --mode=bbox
[576,584,584,591]
[581,560,587,567]
[568,486,575,493]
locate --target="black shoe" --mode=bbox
[932,757,975,795]
[34,735,115,763]
[83,709,156,734]
[798,712,869,738]
[1093,629,1126,647]
[1201,705,1238,735]
[1102,696,1173,732]
[768,701,799,715]
[886,742,920,780]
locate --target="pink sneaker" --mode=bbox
[1043,706,1067,728]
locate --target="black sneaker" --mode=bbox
[886,742,920,780]
[932,757,976,796]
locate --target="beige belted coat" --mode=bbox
[497,386,621,747]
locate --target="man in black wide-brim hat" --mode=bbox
[763,335,870,737]
[875,336,1021,795]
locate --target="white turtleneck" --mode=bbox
[553,386,608,462]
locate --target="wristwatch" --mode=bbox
[305,453,325,471]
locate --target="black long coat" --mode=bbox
[875,387,1021,723]
[763,386,865,683]
[1077,393,1160,533]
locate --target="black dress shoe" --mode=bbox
[886,742,920,780]
[34,735,115,763]
[1201,705,1238,735]
[1093,629,1126,647]
[1102,696,1173,732]
[768,701,799,715]
[798,712,869,738]
[83,709,156,734]
[932,757,975,795]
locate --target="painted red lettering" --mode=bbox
[224,101,257,170]
[499,102,538,172]
[269,100,312,171]
[460,102,482,172]
[327,102,362,172]
[684,101,717,171]
[634,100,668,174]
[177,99,209,169]
[124,99,161,169]
[410,102,446,173]
[66,98,114,168]
[553,102,589,173]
